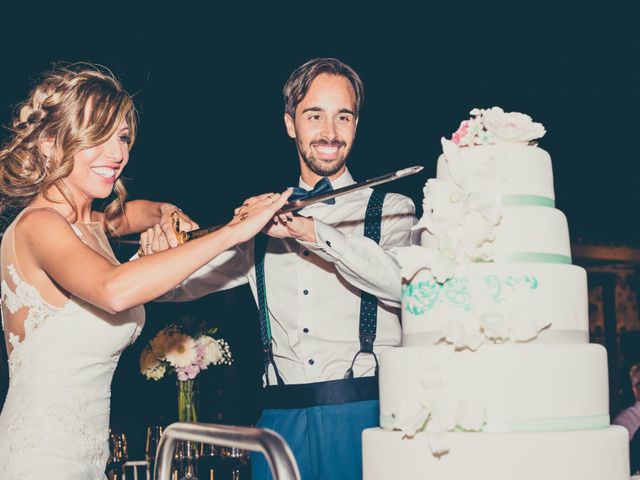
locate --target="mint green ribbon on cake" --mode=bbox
[476,194,571,265]
[379,413,610,433]
[501,194,555,208]
[474,252,572,264]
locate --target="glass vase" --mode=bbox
[178,379,199,422]
[175,379,199,479]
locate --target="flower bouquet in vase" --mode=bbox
[140,319,232,479]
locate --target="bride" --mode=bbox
[0,64,290,479]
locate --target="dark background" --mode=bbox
[0,2,638,459]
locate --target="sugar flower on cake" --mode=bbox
[402,136,507,283]
[479,307,550,344]
[441,138,508,194]
[481,107,546,143]
[451,107,545,146]
[139,321,232,382]
[391,358,486,456]
[432,281,551,350]
[436,310,485,351]
[395,245,456,284]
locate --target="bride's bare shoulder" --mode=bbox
[14,208,76,243]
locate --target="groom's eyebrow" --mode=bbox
[300,107,355,116]
[301,107,324,114]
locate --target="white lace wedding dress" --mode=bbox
[0,209,145,479]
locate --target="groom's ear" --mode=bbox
[284,113,296,139]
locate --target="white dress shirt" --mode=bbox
[159,169,417,385]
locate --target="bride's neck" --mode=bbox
[30,189,93,223]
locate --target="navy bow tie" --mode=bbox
[289,177,336,206]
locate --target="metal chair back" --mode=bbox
[154,422,300,480]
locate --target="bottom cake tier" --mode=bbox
[362,426,629,480]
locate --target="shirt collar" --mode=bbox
[298,168,355,191]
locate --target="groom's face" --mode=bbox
[284,73,358,181]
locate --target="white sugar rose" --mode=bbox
[479,311,510,343]
[394,245,457,283]
[423,179,466,224]
[392,398,431,437]
[453,212,495,261]
[441,138,465,188]
[441,138,508,193]
[466,193,502,226]
[508,307,550,342]
[456,401,486,432]
[481,107,546,143]
[438,311,484,351]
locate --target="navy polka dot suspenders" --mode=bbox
[254,189,387,386]
[345,189,386,379]
[254,232,284,386]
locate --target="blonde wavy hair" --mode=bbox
[0,63,138,232]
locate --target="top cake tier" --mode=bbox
[436,143,554,203]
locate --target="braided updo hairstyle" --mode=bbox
[0,63,138,232]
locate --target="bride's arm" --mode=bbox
[18,191,290,314]
[91,200,199,242]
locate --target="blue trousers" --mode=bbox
[251,399,379,480]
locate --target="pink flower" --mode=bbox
[177,364,201,381]
[451,120,470,145]
[195,345,209,370]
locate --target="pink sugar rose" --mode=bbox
[451,120,470,145]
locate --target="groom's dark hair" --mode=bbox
[283,58,364,119]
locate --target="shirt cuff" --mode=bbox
[298,219,347,262]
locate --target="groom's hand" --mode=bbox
[159,204,200,247]
[263,213,317,243]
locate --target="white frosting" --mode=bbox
[379,344,609,430]
[436,144,554,199]
[402,264,588,344]
[491,206,570,260]
[363,426,630,480]
[419,206,571,262]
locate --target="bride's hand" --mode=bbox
[226,189,292,243]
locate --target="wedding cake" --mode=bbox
[362,108,630,479]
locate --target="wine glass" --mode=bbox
[106,430,128,479]
[174,440,199,480]
[221,447,250,480]
[145,426,163,475]
[198,443,221,480]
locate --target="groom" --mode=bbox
[152,58,417,480]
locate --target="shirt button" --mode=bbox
[308,359,315,365]
[303,250,310,256]
[303,289,309,295]
[303,327,309,333]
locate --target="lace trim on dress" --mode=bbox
[0,264,72,378]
